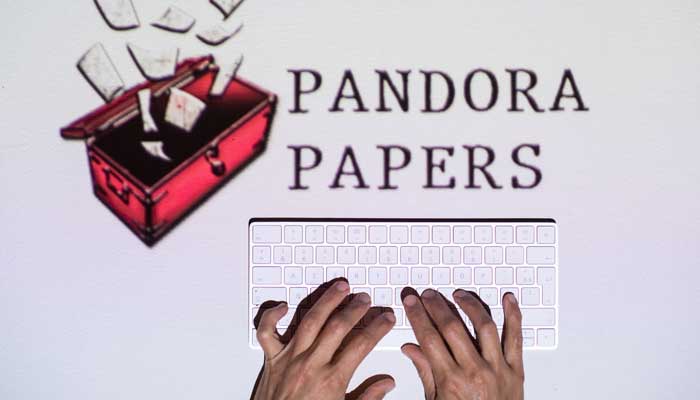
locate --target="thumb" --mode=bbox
[401,343,436,400]
[346,375,395,400]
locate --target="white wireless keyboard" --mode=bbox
[248,218,558,350]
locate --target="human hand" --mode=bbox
[401,288,524,400]
[250,279,397,400]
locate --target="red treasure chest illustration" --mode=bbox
[61,56,277,245]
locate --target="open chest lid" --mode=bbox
[61,56,214,140]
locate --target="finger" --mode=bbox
[334,308,395,377]
[401,343,436,399]
[502,292,524,377]
[314,292,372,363]
[453,290,504,366]
[292,279,351,354]
[255,302,288,358]
[420,289,482,369]
[346,375,396,400]
[402,290,456,373]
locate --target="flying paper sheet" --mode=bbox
[196,23,243,46]
[77,43,125,102]
[152,6,195,33]
[165,88,206,132]
[210,0,243,18]
[141,141,172,162]
[127,43,179,81]
[94,0,140,30]
[137,89,158,133]
[210,55,244,97]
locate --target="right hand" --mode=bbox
[401,289,525,400]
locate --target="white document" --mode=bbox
[210,0,243,17]
[95,0,140,30]
[165,88,206,132]
[77,43,125,102]
[137,89,158,133]
[141,141,172,162]
[127,43,178,81]
[152,6,195,33]
[197,23,243,46]
[209,55,243,97]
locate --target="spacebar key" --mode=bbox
[375,329,416,349]
[521,308,556,326]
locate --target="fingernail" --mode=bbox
[355,292,371,304]
[335,280,349,292]
[385,380,396,392]
[382,311,396,323]
[508,293,518,304]
[453,289,469,299]
[403,294,418,306]
[422,289,436,299]
[274,302,288,309]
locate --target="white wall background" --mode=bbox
[1,0,699,398]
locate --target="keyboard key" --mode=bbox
[411,267,430,285]
[353,287,371,296]
[495,267,514,285]
[522,308,556,326]
[390,226,409,243]
[374,287,393,306]
[453,267,472,285]
[474,226,493,244]
[495,226,514,244]
[326,225,345,244]
[379,246,398,264]
[294,246,313,264]
[326,267,345,280]
[348,226,366,243]
[400,247,419,264]
[358,246,378,264]
[523,329,535,347]
[368,267,388,285]
[273,246,292,264]
[516,267,536,285]
[521,287,540,306]
[369,225,388,243]
[463,246,482,264]
[432,267,451,285]
[305,267,324,284]
[537,226,556,244]
[505,246,525,265]
[538,268,556,306]
[411,226,430,244]
[516,226,535,244]
[484,246,503,265]
[252,246,271,264]
[437,287,453,299]
[394,308,404,326]
[315,246,335,264]
[252,225,281,243]
[284,225,303,243]
[453,226,472,244]
[337,246,357,264]
[474,267,493,285]
[375,328,416,348]
[289,288,307,305]
[491,307,505,326]
[348,267,367,285]
[252,287,286,305]
[527,247,556,265]
[253,267,282,284]
[420,246,440,265]
[479,287,499,306]
[390,267,409,285]
[279,307,296,326]
[432,226,451,244]
[442,246,461,264]
[284,267,303,285]
[537,328,556,347]
[305,226,324,243]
